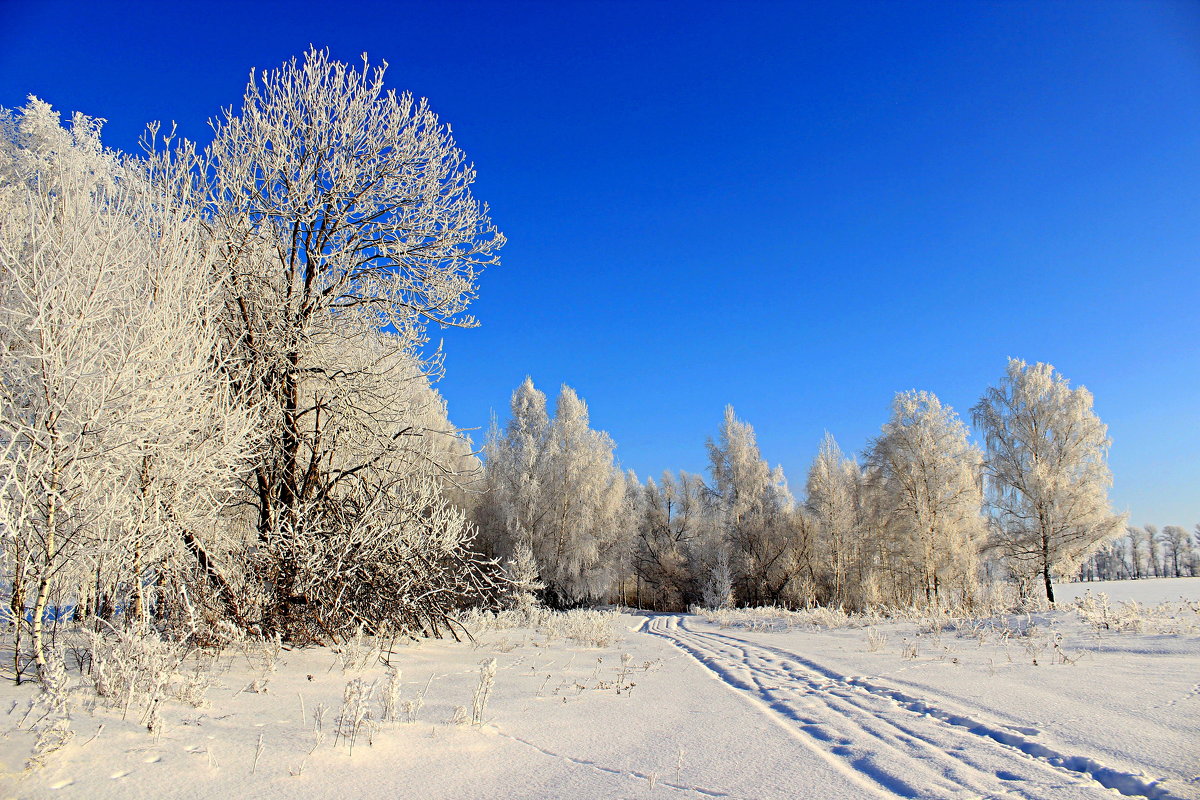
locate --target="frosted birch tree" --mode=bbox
[1161,525,1190,578]
[706,407,798,606]
[479,380,626,606]
[866,390,985,607]
[0,99,253,677]
[1143,524,1162,578]
[971,359,1125,602]
[477,378,550,561]
[805,433,863,607]
[1125,526,1146,579]
[538,386,627,604]
[1191,525,1200,577]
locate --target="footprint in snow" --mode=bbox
[49,779,74,789]
[1004,725,1040,736]
[110,770,130,779]
[143,754,162,764]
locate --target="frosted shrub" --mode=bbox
[616,652,635,695]
[540,609,617,647]
[471,658,497,726]
[402,675,434,723]
[380,666,402,723]
[462,607,617,647]
[697,605,885,632]
[334,625,381,672]
[24,648,74,769]
[335,678,375,752]
[460,606,537,635]
[1071,592,1200,635]
[88,628,206,714]
[865,628,888,653]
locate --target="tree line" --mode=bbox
[477,359,1130,612]
[1078,525,1199,582]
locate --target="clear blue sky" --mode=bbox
[2,0,1197,526]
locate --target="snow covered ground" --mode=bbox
[1055,576,1200,605]
[1,579,1197,800]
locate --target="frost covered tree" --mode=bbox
[0,99,252,677]
[1143,524,1162,578]
[805,433,865,608]
[1,49,508,654]
[538,386,627,604]
[971,359,1125,602]
[477,378,550,561]
[1191,525,1200,577]
[630,471,719,610]
[504,542,544,615]
[1161,525,1191,578]
[866,391,985,607]
[196,48,504,637]
[479,380,626,606]
[1125,525,1146,579]
[706,407,798,606]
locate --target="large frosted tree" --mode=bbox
[197,48,505,636]
[1161,525,1191,578]
[972,359,1125,602]
[867,390,985,607]
[540,387,627,604]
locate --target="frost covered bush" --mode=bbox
[1071,592,1200,635]
[380,666,402,724]
[88,629,196,710]
[697,604,887,631]
[540,609,617,647]
[77,626,225,742]
[22,648,74,769]
[865,628,888,652]
[470,658,497,725]
[333,626,382,672]
[462,606,617,647]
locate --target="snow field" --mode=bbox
[1054,577,1200,606]
[1,589,1197,799]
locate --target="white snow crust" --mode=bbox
[2,579,1197,799]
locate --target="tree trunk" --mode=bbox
[1040,516,1055,603]
[32,483,57,682]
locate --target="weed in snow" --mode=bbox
[471,658,497,726]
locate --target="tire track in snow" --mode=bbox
[692,623,1182,800]
[645,615,1181,800]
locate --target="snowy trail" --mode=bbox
[644,615,1181,800]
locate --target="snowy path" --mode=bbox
[644,615,1182,800]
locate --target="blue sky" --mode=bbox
[2,1,1197,525]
